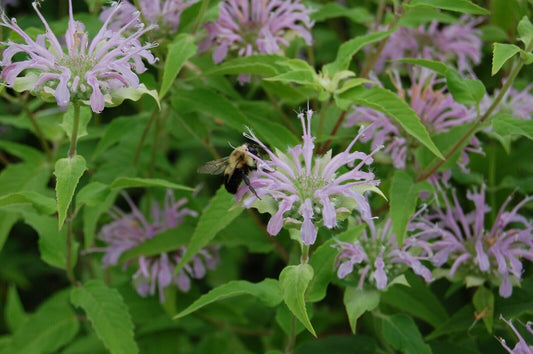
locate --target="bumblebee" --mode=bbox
[197,143,260,198]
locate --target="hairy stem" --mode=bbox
[68,102,81,158]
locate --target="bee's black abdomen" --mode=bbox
[224,169,245,194]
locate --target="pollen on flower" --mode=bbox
[236,108,383,245]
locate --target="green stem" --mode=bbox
[416,45,531,182]
[68,103,81,158]
[66,206,79,286]
[284,314,297,354]
[192,0,210,35]
[317,110,347,155]
[301,245,310,264]
[133,110,158,167]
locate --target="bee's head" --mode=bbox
[245,143,260,158]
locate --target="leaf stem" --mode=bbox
[68,102,81,158]
[22,98,52,160]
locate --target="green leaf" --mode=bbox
[311,3,372,23]
[70,280,138,354]
[203,54,286,77]
[76,182,110,208]
[0,140,44,165]
[392,58,450,75]
[492,113,533,140]
[472,286,494,333]
[0,213,18,254]
[119,223,194,263]
[324,31,393,74]
[279,264,316,337]
[110,177,193,191]
[5,290,79,354]
[5,285,27,333]
[92,115,148,160]
[264,70,319,88]
[23,213,78,270]
[159,34,197,98]
[60,105,91,140]
[445,70,486,105]
[0,191,56,215]
[336,86,443,160]
[381,273,449,328]
[83,190,118,250]
[174,187,244,275]
[390,170,432,246]
[171,88,249,131]
[294,334,377,354]
[404,0,490,14]
[106,83,160,111]
[343,287,380,333]
[492,43,521,75]
[517,16,533,47]
[54,155,87,230]
[247,114,299,149]
[426,304,474,340]
[382,314,432,354]
[173,279,282,319]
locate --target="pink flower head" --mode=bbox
[0,0,158,113]
[98,191,219,303]
[346,68,482,173]
[375,15,482,74]
[100,0,196,36]
[419,185,533,298]
[334,216,435,290]
[498,315,533,353]
[200,0,313,82]
[237,108,382,245]
[480,83,533,121]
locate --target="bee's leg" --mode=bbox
[243,174,261,200]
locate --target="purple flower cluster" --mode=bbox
[0,0,157,113]
[237,108,382,245]
[98,191,219,303]
[334,217,435,290]
[480,83,533,121]
[499,315,533,353]
[100,0,195,36]
[419,186,533,298]
[346,68,481,172]
[200,0,314,82]
[374,15,483,74]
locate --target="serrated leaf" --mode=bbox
[159,34,197,98]
[60,105,91,140]
[264,70,319,87]
[381,273,449,328]
[517,16,533,47]
[174,187,244,275]
[70,280,138,354]
[110,177,193,191]
[54,155,87,230]
[472,286,494,333]
[492,113,533,140]
[76,182,110,208]
[279,264,316,337]
[5,285,27,333]
[0,191,56,215]
[5,290,79,354]
[492,43,521,76]
[336,86,443,160]
[445,70,486,104]
[404,0,490,14]
[382,314,432,354]
[173,279,282,319]
[171,88,249,131]
[344,287,380,333]
[119,223,194,263]
[390,171,432,245]
[324,31,393,74]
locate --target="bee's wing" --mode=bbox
[197,157,230,175]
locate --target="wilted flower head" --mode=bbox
[0,0,158,113]
[237,108,382,245]
[498,315,533,353]
[419,185,533,298]
[374,15,482,74]
[100,0,195,36]
[346,68,481,172]
[334,216,435,290]
[98,191,219,303]
[200,0,314,82]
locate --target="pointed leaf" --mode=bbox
[70,280,138,354]
[382,314,432,354]
[76,182,110,208]
[0,140,44,164]
[54,155,87,230]
[493,113,533,140]
[336,86,443,160]
[279,264,316,336]
[5,285,27,333]
[60,106,91,140]
[472,286,494,333]
[110,177,193,191]
[0,191,56,215]
[492,43,521,76]
[106,83,160,110]
[344,287,380,333]
[174,279,282,319]
[311,3,371,23]
[203,54,286,77]
[174,187,243,274]
[404,0,490,14]
[159,34,197,98]
[264,70,319,87]
[426,304,474,340]
[517,16,533,47]
[445,70,486,104]
[392,58,449,75]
